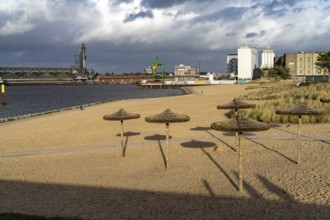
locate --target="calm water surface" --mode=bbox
[0,84,184,120]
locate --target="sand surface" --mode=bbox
[0,84,329,219]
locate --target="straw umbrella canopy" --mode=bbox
[145,109,190,170]
[217,98,256,112]
[217,98,256,151]
[275,103,323,116]
[320,97,330,103]
[211,114,270,192]
[211,116,270,132]
[276,103,323,164]
[103,108,140,157]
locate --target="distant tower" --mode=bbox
[261,48,275,69]
[79,43,87,74]
[238,45,258,80]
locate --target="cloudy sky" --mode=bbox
[0,0,329,74]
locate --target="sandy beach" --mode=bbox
[0,84,329,219]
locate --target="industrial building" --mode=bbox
[283,51,328,76]
[174,64,199,75]
[261,48,275,69]
[237,45,259,80]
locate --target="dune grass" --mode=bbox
[237,81,330,123]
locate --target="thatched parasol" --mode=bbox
[217,98,256,151]
[145,109,190,170]
[275,103,323,116]
[320,97,330,103]
[217,98,256,112]
[276,103,323,164]
[211,114,270,192]
[211,116,271,132]
[103,108,140,157]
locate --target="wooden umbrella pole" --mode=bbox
[235,109,238,152]
[298,116,302,165]
[121,120,124,158]
[238,132,243,192]
[166,123,169,171]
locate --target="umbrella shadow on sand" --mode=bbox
[245,138,297,164]
[145,134,173,169]
[181,140,216,148]
[190,126,236,152]
[116,132,141,157]
[181,140,238,191]
[231,171,295,201]
[222,132,256,137]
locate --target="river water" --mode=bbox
[0,84,184,121]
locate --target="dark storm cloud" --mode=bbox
[0,20,76,51]
[244,30,266,39]
[124,10,154,22]
[245,32,258,38]
[194,7,247,22]
[225,32,237,37]
[112,0,133,4]
[251,0,303,17]
[141,0,189,8]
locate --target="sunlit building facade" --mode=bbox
[174,64,198,75]
[261,48,275,69]
[238,45,258,80]
[284,51,328,76]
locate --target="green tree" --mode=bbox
[268,66,290,79]
[315,51,330,79]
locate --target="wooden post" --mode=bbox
[297,115,302,165]
[166,122,169,171]
[1,84,6,105]
[121,120,125,158]
[238,132,243,192]
[235,109,238,152]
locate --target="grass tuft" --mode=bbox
[239,81,330,123]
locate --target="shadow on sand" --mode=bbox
[0,178,329,219]
[245,138,297,164]
[190,126,236,152]
[181,140,238,190]
[144,134,173,169]
[117,131,141,155]
[116,131,141,157]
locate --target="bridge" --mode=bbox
[0,44,91,80]
[0,67,74,74]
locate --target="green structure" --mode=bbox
[151,56,166,81]
[305,75,329,83]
